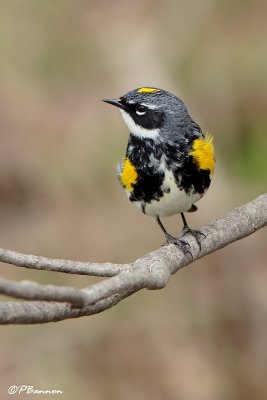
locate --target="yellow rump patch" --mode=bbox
[190,133,215,175]
[120,158,138,191]
[137,87,160,93]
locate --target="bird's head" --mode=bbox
[103,87,193,140]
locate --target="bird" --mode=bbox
[103,87,215,253]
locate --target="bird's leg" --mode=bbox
[180,212,206,250]
[156,217,191,256]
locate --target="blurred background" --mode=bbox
[0,0,266,399]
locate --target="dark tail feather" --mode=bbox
[187,204,198,213]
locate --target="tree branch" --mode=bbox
[0,193,266,324]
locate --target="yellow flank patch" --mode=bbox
[190,133,215,175]
[120,158,138,191]
[137,87,160,93]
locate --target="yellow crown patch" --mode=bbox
[137,87,160,93]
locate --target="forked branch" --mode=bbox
[0,193,266,324]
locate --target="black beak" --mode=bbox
[102,98,127,111]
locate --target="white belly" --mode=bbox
[128,169,203,218]
[143,188,201,217]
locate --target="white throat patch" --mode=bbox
[120,110,160,139]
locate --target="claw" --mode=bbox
[164,233,193,257]
[181,227,205,250]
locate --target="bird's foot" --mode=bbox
[181,226,206,250]
[163,233,192,257]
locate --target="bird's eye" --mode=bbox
[135,105,147,116]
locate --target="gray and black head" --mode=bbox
[103,87,198,141]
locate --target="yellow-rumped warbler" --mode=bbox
[104,87,215,252]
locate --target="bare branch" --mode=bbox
[0,249,126,277]
[0,193,266,325]
[0,278,88,307]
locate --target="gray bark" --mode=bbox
[0,193,266,324]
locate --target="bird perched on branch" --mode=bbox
[104,87,215,253]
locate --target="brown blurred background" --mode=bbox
[0,1,267,399]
